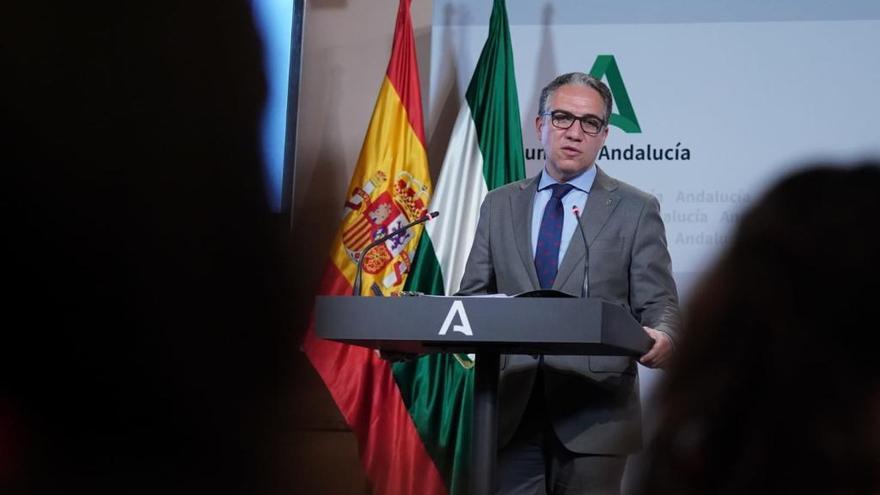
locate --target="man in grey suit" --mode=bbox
[458,73,680,494]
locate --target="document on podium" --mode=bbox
[410,289,575,299]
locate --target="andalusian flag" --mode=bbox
[302,1,444,493]
[393,0,525,493]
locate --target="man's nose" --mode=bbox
[564,123,584,140]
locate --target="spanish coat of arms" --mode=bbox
[341,170,429,290]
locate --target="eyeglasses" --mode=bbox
[541,110,606,136]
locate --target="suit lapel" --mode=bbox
[581,167,620,245]
[510,175,541,290]
[554,166,620,290]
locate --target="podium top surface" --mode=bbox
[315,295,652,356]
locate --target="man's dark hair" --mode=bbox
[538,72,613,122]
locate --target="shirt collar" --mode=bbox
[538,164,597,193]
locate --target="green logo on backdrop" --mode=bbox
[589,55,641,133]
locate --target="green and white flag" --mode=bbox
[404,2,525,300]
[392,0,525,493]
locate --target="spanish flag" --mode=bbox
[302,0,444,494]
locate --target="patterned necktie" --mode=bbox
[535,183,574,289]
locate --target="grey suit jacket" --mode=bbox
[458,166,680,455]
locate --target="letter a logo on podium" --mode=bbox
[438,300,474,336]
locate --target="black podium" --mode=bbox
[315,295,652,495]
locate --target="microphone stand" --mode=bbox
[572,205,590,298]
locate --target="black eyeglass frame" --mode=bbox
[540,110,607,136]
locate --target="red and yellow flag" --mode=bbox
[302,1,445,494]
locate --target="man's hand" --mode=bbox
[639,327,673,369]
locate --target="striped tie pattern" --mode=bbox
[535,183,574,289]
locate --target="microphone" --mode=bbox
[352,211,439,296]
[572,205,590,297]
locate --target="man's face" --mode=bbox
[535,84,609,182]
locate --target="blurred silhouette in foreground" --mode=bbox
[633,163,880,494]
[2,2,290,494]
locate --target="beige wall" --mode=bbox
[285,1,434,493]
